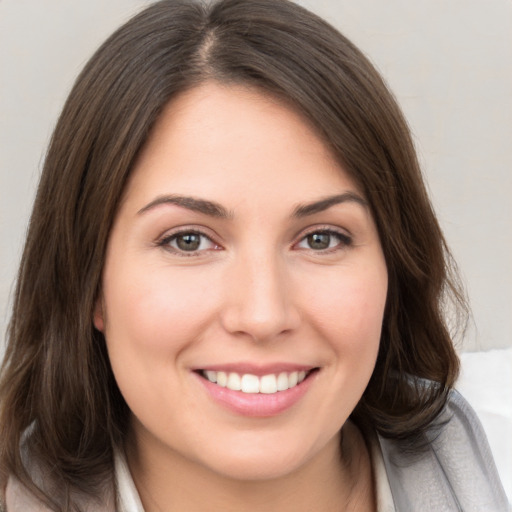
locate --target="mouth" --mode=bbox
[196,368,319,395]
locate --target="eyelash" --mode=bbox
[157,229,220,257]
[157,227,352,257]
[295,227,353,253]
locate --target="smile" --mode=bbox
[201,370,310,394]
[195,365,319,417]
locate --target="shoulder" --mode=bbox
[4,467,116,512]
[378,390,511,512]
[4,476,52,512]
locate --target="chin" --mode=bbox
[192,429,340,483]
[202,450,309,482]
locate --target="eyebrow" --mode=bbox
[292,192,368,218]
[137,195,232,218]
[137,192,367,219]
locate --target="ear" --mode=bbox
[93,296,105,332]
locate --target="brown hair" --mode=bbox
[0,0,466,508]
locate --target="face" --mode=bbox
[95,82,388,481]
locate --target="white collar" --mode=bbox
[368,433,396,512]
[114,450,145,512]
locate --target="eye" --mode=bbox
[296,229,352,252]
[159,230,220,255]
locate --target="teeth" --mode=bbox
[217,371,227,387]
[205,370,217,383]
[276,372,289,391]
[202,369,311,394]
[260,374,277,394]
[227,372,241,391]
[241,374,260,393]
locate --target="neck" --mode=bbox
[126,421,375,512]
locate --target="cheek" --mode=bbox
[304,265,387,346]
[102,262,217,355]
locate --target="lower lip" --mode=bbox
[195,371,317,417]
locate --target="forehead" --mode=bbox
[123,82,363,210]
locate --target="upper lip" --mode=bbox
[195,362,318,376]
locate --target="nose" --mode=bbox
[220,250,301,343]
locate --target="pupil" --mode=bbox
[177,234,200,251]
[308,233,330,250]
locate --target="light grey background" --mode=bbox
[1,0,511,353]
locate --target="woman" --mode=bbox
[0,0,508,510]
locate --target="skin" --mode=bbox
[95,82,388,511]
